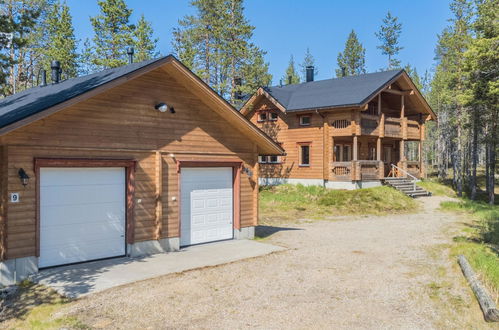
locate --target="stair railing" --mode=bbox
[390,163,417,191]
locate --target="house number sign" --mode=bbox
[10,193,20,203]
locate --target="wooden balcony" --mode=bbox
[331,160,384,181]
[356,113,421,139]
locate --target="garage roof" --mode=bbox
[0,56,284,155]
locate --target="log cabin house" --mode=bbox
[240,67,436,190]
[0,55,283,285]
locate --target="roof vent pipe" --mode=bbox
[37,69,47,87]
[127,46,134,64]
[306,66,314,82]
[288,75,292,85]
[51,61,61,84]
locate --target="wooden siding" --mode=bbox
[1,67,258,260]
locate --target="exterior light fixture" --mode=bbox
[18,168,29,186]
[242,166,253,178]
[155,103,168,112]
[155,103,176,114]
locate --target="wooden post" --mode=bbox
[380,113,385,137]
[377,93,381,115]
[399,140,405,161]
[376,137,381,161]
[400,94,405,118]
[323,117,330,181]
[353,135,358,161]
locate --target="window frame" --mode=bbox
[268,155,280,163]
[257,112,267,122]
[258,155,268,163]
[269,112,278,121]
[297,142,311,167]
[299,115,311,126]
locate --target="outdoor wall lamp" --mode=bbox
[154,102,175,113]
[18,168,29,186]
[242,166,253,178]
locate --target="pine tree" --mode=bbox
[282,55,300,84]
[172,0,272,105]
[336,29,366,77]
[375,11,403,69]
[404,64,422,90]
[0,0,42,96]
[300,47,318,80]
[90,0,135,69]
[462,0,498,203]
[41,0,78,79]
[133,14,158,62]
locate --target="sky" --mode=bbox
[66,0,452,85]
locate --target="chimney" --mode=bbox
[39,69,47,87]
[127,47,134,64]
[51,61,61,84]
[306,66,314,82]
[288,75,292,85]
[234,77,242,100]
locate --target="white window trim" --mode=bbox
[269,112,278,121]
[299,115,311,126]
[258,155,268,163]
[258,112,267,122]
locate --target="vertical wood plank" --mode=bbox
[155,151,163,240]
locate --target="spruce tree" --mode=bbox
[282,55,300,84]
[41,0,78,79]
[375,11,403,69]
[336,29,366,77]
[300,47,318,80]
[90,0,135,68]
[133,14,158,62]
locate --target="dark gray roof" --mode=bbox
[264,69,404,112]
[0,56,171,129]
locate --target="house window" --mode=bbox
[269,112,278,121]
[258,112,267,122]
[259,155,280,164]
[269,155,280,163]
[299,115,311,126]
[368,145,377,160]
[299,144,310,166]
[334,144,352,161]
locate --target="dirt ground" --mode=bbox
[8,196,497,329]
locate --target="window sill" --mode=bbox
[299,164,310,167]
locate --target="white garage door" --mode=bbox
[39,167,126,268]
[180,167,233,246]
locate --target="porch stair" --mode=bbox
[383,177,431,198]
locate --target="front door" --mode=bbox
[383,146,392,176]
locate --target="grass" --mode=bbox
[259,184,419,224]
[417,179,457,197]
[432,183,499,299]
[0,280,85,329]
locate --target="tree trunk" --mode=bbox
[470,106,478,200]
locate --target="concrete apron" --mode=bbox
[32,240,285,298]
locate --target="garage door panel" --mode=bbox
[180,167,233,246]
[39,167,126,268]
[40,237,124,267]
[40,184,125,207]
[41,202,125,226]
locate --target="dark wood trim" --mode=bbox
[34,158,137,257]
[176,160,243,238]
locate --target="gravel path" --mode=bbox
[58,196,492,329]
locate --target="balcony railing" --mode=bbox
[331,160,384,181]
[355,114,421,139]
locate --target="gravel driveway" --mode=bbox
[58,196,492,329]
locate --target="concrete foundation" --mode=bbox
[0,256,38,286]
[127,237,180,258]
[234,226,255,239]
[261,177,383,191]
[259,177,324,186]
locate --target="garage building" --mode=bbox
[0,56,283,285]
